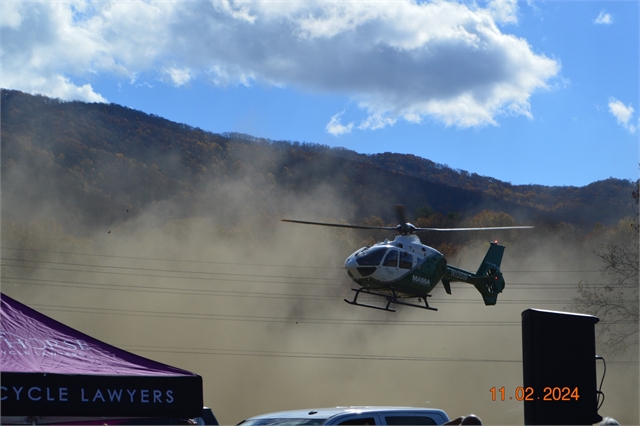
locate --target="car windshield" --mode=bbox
[238,419,328,426]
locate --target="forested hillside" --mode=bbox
[1,89,636,236]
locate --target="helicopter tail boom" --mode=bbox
[442,242,506,306]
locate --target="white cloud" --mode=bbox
[326,112,354,136]
[594,11,613,25]
[1,0,560,128]
[358,112,397,131]
[0,1,115,102]
[42,75,107,103]
[608,98,636,133]
[487,0,519,25]
[165,67,194,87]
[0,0,24,29]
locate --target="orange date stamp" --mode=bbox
[490,386,580,401]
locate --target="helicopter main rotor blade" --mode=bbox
[395,205,408,226]
[393,205,417,234]
[281,219,397,231]
[414,226,535,232]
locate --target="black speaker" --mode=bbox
[522,309,602,425]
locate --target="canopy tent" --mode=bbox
[1,293,203,422]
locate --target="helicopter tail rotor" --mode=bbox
[475,242,506,305]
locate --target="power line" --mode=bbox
[4,276,615,304]
[30,303,637,327]
[115,344,524,363]
[1,257,343,283]
[110,344,640,365]
[1,265,630,293]
[1,246,604,273]
[2,259,619,288]
[28,303,516,326]
[1,277,333,300]
[0,247,341,269]
[1,264,343,286]
[21,306,637,365]
[1,246,340,270]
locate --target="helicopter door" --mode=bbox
[382,249,399,277]
[399,252,413,269]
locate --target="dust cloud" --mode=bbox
[2,163,638,425]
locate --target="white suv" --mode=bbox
[237,406,450,425]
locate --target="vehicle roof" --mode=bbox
[245,406,448,420]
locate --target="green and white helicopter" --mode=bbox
[282,206,533,312]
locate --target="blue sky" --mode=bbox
[2,0,638,187]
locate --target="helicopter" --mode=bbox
[282,206,533,312]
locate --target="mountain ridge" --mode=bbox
[1,89,636,235]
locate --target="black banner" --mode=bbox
[1,372,203,418]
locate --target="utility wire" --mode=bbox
[1,247,339,270]
[30,303,637,326]
[1,267,631,291]
[1,277,332,300]
[30,303,521,326]
[110,344,640,365]
[2,258,620,288]
[116,344,524,363]
[1,246,604,273]
[4,276,610,304]
[1,257,342,282]
[1,264,342,286]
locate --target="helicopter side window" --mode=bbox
[356,247,387,266]
[399,252,413,269]
[383,250,399,267]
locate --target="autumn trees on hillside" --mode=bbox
[572,189,639,357]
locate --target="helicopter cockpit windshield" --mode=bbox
[356,247,387,266]
[349,247,389,278]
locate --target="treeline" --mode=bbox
[1,89,637,238]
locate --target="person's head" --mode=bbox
[461,415,482,425]
[600,417,620,426]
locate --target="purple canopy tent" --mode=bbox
[0,293,203,422]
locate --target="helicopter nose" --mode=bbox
[345,256,358,270]
[345,256,377,278]
[345,256,362,275]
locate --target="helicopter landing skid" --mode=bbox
[344,288,438,312]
